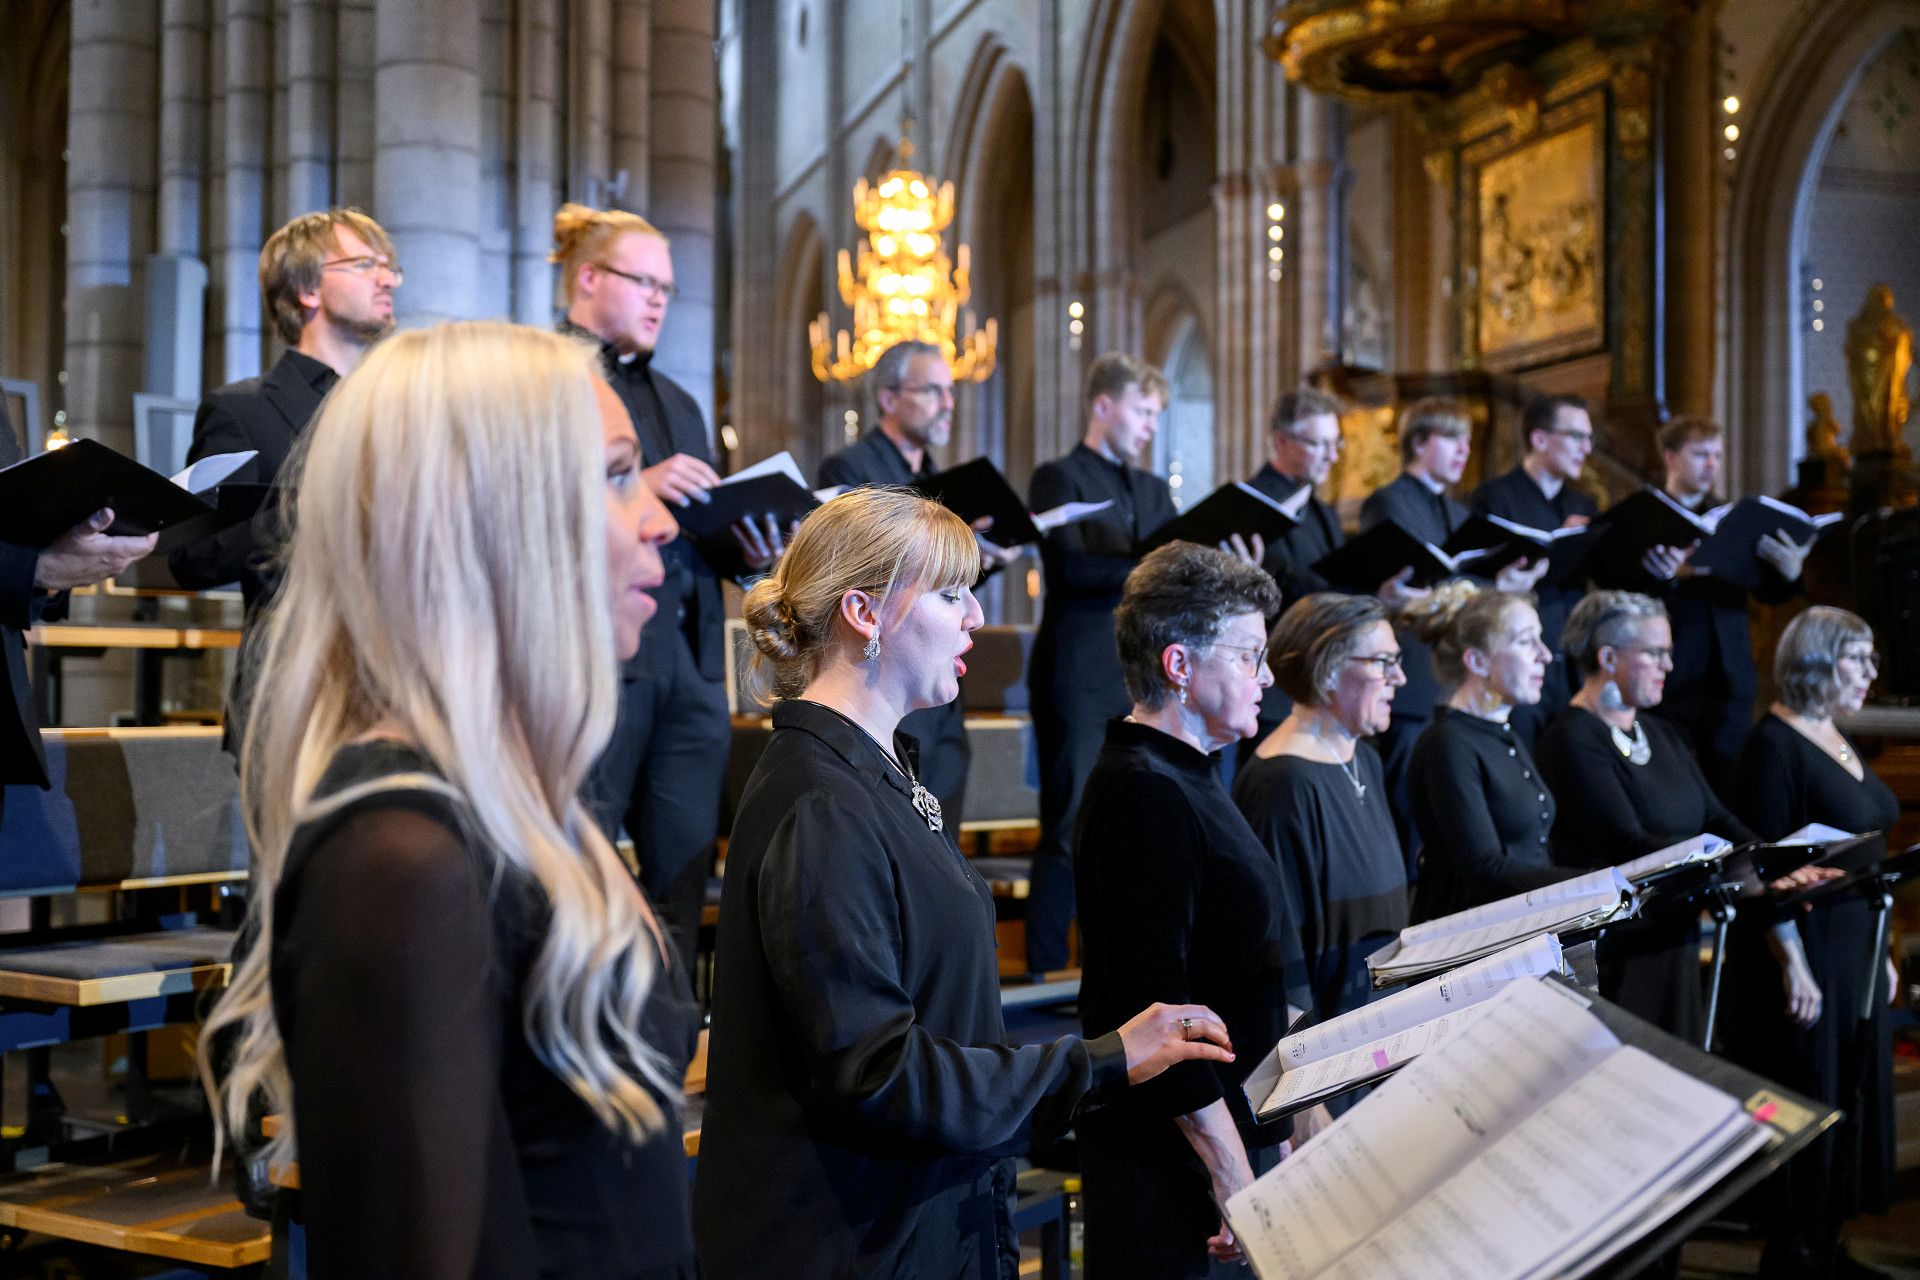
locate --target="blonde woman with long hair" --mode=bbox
[693,488,1237,1280]
[198,322,691,1279]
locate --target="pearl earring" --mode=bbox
[1178,683,1190,706]
[864,635,882,661]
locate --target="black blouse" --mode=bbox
[693,700,1127,1280]
[1535,707,1756,867]
[1731,714,1900,842]
[1074,720,1305,1152]
[1231,745,1408,1025]
[273,742,699,1280]
[1409,707,1569,922]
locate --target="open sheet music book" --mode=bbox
[1366,868,1636,988]
[1243,936,1565,1120]
[1615,833,1736,882]
[1225,978,1774,1280]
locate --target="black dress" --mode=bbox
[1073,720,1306,1280]
[1723,715,1900,1243]
[1408,707,1570,922]
[693,700,1127,1280]
[1534,708,1756,1042]
[1231,745,1408,1029]
[273,742,699,1280]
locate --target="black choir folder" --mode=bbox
[1223,976,1836,1280]
[1585,487,1842,592]
[1135,482,1304,555]
[0,439,265,553]
[1310,519,1502,593]
[913,457,1044,548]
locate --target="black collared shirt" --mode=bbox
[1246,463,1345,608]
[1408,706,1569,923]
[1360,471,1470,547]
[694,699,1127,1280]
[1470,466,1600,655]
[1028,443,1177,613]
[819,428,935,489]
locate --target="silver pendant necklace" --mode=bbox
[1609,718,1652,766]
[880,749,943,832]
[1335,754,1367,799]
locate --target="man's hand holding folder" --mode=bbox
[33,508,157,590]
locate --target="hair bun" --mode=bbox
[1405,578,1480,643]
[742,579,803,665]
[550,203,598,257]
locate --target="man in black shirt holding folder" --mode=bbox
[1470,394,1602,743]
[816,339,989,819]
[0,399,156,797]
[1641,416,1808,795]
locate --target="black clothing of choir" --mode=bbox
[1074,719,1302,1278]
[815,429,972,820]
[694,700,1127,1280]
[1724,715,1899,1246]
[1359,472,1474,869]
[570,323,733,969]
[1535,708,1755,1042]
[1231,745,1408,1030]
[1245,464,1346,744]
[1025,444,1178,973]
[169,347,336,606]
[0,396,66,792]
[1469,468,1599,744]
[273,742,699,1280]
[1408,706,1568,923]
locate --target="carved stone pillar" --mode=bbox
[648,0,716,429]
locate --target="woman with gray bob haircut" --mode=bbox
[1536,589,1755,1043]
[1075,543,1307,1277]
[1722,607,1898,1277]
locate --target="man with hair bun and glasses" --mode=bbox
[172,208,399,610]
[816,339,1021,821]
[554,203,785,968]
[1469,393,1602,744]
[1641,415,1811,797]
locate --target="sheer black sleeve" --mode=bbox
[277,806,535,1280]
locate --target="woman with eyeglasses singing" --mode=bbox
[1230,593,1411,1128]
[1402,583,1576,923]
[1720,607,1898,1280]
[1072,543,1305,1278]
[1534,590,1755,1043]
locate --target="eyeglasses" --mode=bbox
[892,382,955,402]
[322,255,402,284]
[593,263,679,298]
[1613,645,1673,663]
[1838,649,1881,670]
[1347,653,1405,677]
[1546,428,1594,444]
[1211,642,1270,675]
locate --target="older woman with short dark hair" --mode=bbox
[1722,607,1898,1278]
[1231,593,1410,1090]
[1535,590,1755,1042]
[1075,542,1304,1279]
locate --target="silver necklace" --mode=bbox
[1609,719,1652,766]
[879,748,943,832]
[1334,753,1367,799]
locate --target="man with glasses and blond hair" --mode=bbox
[815,339,1018,821]
[554,202,778,968]
[171,207,399,604]
[1469,393,1603,742]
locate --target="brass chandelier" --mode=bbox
[810,136,997,384]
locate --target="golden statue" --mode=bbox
[1805,392,1850,474]
[1845,284,1913,458]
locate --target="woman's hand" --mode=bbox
[1783,955,1823,1028]
[1767,863,1843,893]
[1173,1099,1254,1265]
[1494,557,1551,593]
[1118,1003,1233,1085]
[1889,956,1902,1007]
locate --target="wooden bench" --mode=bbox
[0,927,233,1006]
[0,1149,269,1269]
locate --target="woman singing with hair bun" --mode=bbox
[694,487,1236,1280]
[201,321,695,1278]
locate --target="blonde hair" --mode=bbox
[1085,351,1171,409]
[551,203,670,304]
[1406,580,1534,686]
[199,322,674,1177]
[741,487,979,701]
[260,209,398,345]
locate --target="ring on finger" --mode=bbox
[1178,1017,1194,1040]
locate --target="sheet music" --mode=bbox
[1246,936,1564,1113]
[1398,869,1628,948]
[1228,980,1620,1280]
[1230,980,1755,1280]
[1031,498,1114,532]
[1259,1002,1491,1113]
[1777,822,1854,846]
[719,449,809,490]
[1377,890,1627,977]
[1483,512,1585,543]
[170,450,256,494]
[1616,833,1735,882]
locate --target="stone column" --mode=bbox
[375,0,482,326]
[512,0,558,324]
[157,0,208,257]
[335,0,377,209]
[210,0,270,383]
[284,0,338,217]
[648,0,715,429]
[1290,86,1338,376]
[728,0,779,461]
[66,0,159,451]
[611,0,650,213]
[1665,0,1720,420]
[568,0,611,202]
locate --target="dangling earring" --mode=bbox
[864,634,882,662]
[1598,678,1627,712]
[1177,683,1190,706]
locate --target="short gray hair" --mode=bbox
[1268,593,1392,706]
[1562,590,1668,678]
[1115,543,1282,710]
[1775,606,1874,717]
[868,340,943,411]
